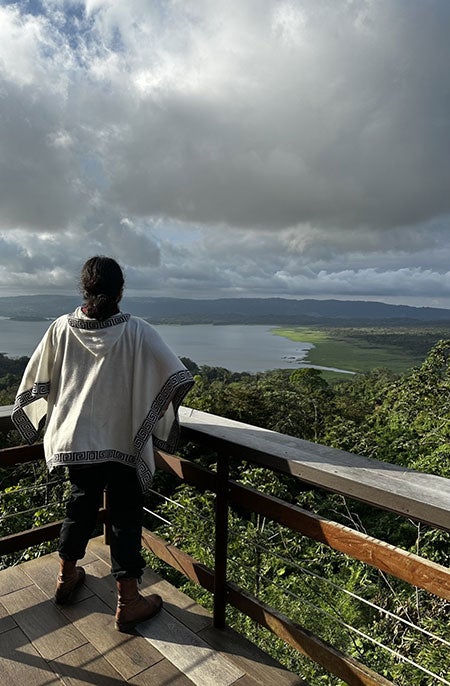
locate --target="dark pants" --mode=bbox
[58,462,146,580]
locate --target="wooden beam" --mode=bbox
[227,582,395,686]
[0,520,64,556]
[213,454,229,628]
[0,443,44,466]
[154,449,217,491]
[0,509,107,556]
[228,481,450,602]
[141,528,214,592]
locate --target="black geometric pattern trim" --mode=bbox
[11,408,39,444]
[48,450,154,492]
[48,450,136,467]
[68,312,130,330]
[12,382,51,444]
[135,456,155,491]
[153,416,181,454]
[133,371,194,458]
[14,382,51,410]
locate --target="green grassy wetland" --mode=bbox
[272,324,450,376]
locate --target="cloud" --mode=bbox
[97,0,450,231]
[0,5,87,231]
[0,0,450,306]
[3,220,450,305]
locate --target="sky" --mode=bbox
[1,0,450,307]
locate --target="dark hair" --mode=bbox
[80,256,124,320]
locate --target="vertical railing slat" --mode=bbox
[213,454,229,628]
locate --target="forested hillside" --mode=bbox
[1,342,449,684]
[1,294,450,324]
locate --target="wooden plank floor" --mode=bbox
[0,536,308,685]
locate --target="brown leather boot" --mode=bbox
[54,559,86,605]
[115,578,162,632]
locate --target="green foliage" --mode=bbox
[290,367,330,391]
[0,353,28,411]
[186,366,333,442]
[0,353,29,377]
[179,357,200,375]
[273,324,450,374]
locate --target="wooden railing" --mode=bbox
[1,404,449,686]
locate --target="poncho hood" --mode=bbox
[68,307,130,357]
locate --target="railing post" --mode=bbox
[213,453,229,628]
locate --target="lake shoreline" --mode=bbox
[0,320,357,375]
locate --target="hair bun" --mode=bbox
[80,256,124,320]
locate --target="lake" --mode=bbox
[0,318,349,373]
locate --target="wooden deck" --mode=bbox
[0,536,307,686]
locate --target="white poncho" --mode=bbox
[12,308,194,490]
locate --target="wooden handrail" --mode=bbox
[178,407,450,532]
[0,509,108,556]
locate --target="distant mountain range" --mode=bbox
[1,295,450,325]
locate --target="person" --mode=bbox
[12,256,194,631]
